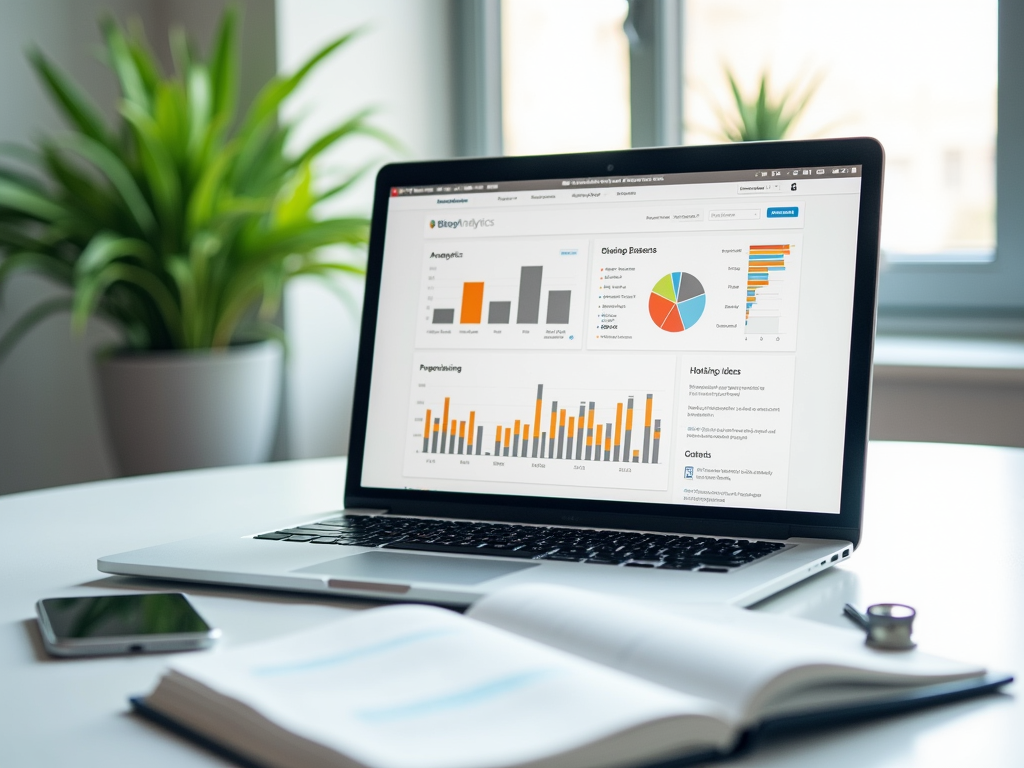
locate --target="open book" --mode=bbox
[136,585,1010,768]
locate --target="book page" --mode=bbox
[153,603,733,768]
[467,584,986,724]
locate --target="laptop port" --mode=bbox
[843,549,850,557]
[831,554,839,562]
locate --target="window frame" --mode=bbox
[459,0,1023,323]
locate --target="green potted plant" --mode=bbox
[0,9,390,475]
[712,67,821,142]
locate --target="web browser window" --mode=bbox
[361,167,863,515]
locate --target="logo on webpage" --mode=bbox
[428,217,495,231]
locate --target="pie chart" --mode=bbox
[649,272,706,332]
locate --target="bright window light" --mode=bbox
[502,0,631,156]
[683,0,997,262]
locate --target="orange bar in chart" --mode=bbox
[467,411,475,450]
[514,419,521,457]
[586,403,596,459]
[533,385,544,458]
[460,282,484,324]
[422,409,431,453]
[594,424,603,462]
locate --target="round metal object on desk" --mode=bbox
[865,603,917,650]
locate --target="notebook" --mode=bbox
[133,584,1010,768]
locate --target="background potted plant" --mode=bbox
[708,67,822,142]
[0,9,391,475]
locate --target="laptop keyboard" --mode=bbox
[254,514,786,572]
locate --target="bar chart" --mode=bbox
[405,352,674,490]
[745,244,789,335]
[419,385,664,465]
[416,239,587,349]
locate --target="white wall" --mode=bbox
[277,0,455,460]
[0,0,276,495]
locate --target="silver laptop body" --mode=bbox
[101,138,883,608]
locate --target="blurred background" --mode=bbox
[0,0,1021,496]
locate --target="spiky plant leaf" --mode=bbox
[717,67,821,142]
[0,7,390,356]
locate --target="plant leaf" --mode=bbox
[208,6,239,124]
[76,232,158,275]
[101,16,151,110]
[54,133,157,234]
[28,49,114,148]
[0,177,68,222]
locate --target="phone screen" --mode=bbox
[39,594,211,639]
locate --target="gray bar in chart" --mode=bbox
[422,431,429,453]
[448,431,456,454]
[432,308,455,324]
[476,426,483,455]
[605,423,612,461]
[643,394,652,463]
[586,402,594,460]
[540,433,546,458]
[549,401,557,458]
[513,432,520,457]
[457,435,464,455]
[623,396,633,462]
[517,266,543,323]
[546,290,571,324]
[557,425,565,459]
[652,419,661,464]
[432,418,440,453]
[488,301,511,324]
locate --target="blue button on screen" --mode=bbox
[767,207,799,218]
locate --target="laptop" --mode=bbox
[100,137,884,608]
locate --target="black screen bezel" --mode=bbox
[345,138,883,547]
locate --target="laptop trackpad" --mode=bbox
[294,551,538,586]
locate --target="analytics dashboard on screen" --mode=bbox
[361,167,863,515]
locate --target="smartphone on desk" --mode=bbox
[36,593,220,657]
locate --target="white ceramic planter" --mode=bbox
[96,341,283,476]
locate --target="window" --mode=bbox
[501,0,631,155]
[683,0,997,265]
[468,0,1023,318]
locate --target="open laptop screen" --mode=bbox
[359,163,865,516]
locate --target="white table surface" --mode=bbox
[1,442,1020,767]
